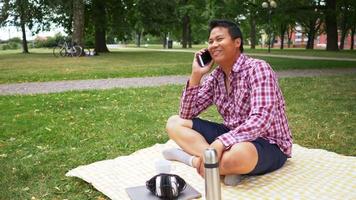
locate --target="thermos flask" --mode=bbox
[204,148,221,200]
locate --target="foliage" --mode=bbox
[1,36,22,50]
[8,36,22,43]
[18,0,355,51]
[1,41,20,50]
[0,0,10,25]
[33,33,67,48]
[1,0,52,53]
[131,0,177,41]
[46,0,74,35]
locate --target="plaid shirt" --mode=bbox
[180,54,292,157]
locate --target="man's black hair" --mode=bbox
[209,19,244,53]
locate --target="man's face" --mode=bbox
[208,27,241,65]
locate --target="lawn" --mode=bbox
[0,75,355,199]
[0,48,355,83]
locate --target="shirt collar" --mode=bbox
[213,53,248,79]
[232,53,247,73]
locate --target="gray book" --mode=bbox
[126,184,201,200]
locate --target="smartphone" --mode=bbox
[197,50,212,67]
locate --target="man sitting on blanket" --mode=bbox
[163,19,293,186]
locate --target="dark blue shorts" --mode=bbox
[192,118,287,175]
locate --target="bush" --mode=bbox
[34,36,57,48]
[34,33,68,48]
[8,37,22,43]
[1,41,20,50]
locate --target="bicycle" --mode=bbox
[53,41,83,57]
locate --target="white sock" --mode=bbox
[162,148,195,167]
[224,174,242,186]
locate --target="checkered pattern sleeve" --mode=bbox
[179,77,214,119]
[217,62,277,148]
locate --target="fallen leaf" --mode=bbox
[0,154,7,158]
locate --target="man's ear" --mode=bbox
[234,38,241,49]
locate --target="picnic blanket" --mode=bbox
[66,140,356,200]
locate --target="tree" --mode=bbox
[337,0,355,50]
[92,0,109,53]
[297,0,323,50]
[0,0,10,25]
[348,0,356,50]
[1,0,49,53]
[325,0,338,51]
[178,0,207,46]
[72,0,85,49]
[228,0,260,49]
[46,0,73,35]
[106,0,132,44]
[176,1,197,48]
[273,0,299,49]
[132,0,177,48]
[286,24,295,48]
[351,24,355,50]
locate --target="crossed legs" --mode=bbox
[165,115,258,176]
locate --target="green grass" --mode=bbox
[0,75,355,199]
[0,48,355,83]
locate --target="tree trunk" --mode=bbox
[351,26,355,50]
[287,25,293,48]
[339,29,348,50]
[325,0,338,51]
[249,17,256,49]
[188,22,192,48]
[20,21,28,53]
[306,20,315,49]
[306,30,315,49]
[279,24,286,50]
[19,1,28,53]
[95,28,109,53]
[271,34,275,48]
[182,14,189,48]
[93,0,109,53]
[136,30,141,47]
[163,32,167,48]
[72,0,85,53]
[339,15,348,50]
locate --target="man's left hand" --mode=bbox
[210,139,224,162]
[197,139,225,178]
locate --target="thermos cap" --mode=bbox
[204,148,218,165]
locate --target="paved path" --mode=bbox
[1,68,355,95]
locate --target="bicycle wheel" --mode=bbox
[72,45,83,57]
[53,46,63,57]
[59,48,67,57]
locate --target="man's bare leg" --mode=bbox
[166,115,209,158]
[165,115,210,168]
[165,115,258,185]
[219,142,258,186]
[219,142,258,175]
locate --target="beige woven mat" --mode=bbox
[66,140,356,200]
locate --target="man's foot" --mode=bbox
[224,174,242,186]
[162,148,195,167]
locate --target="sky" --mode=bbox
[0,25,66,41]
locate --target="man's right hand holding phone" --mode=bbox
[189,49,214,87]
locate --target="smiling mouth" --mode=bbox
[212,50,221,57]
